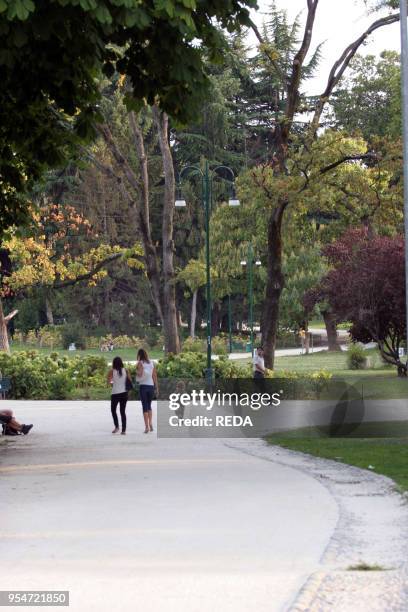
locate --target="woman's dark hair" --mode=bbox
[137,348,150,363]
[112,356,124,376]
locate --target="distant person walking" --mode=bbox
[107,356,131,435]
[253,346,265,379]
[136,348,158,434]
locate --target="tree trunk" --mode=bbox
[177,309,182,329]
[0,300,18,353]
[127,114,164,325]
[190,289,197,338]
[0,299,10,353]
[220,312,229,333]
[323,310,341,351]
[211,301,221,338]
[397,363,407,377]
[262,203,287,369]
[303,321,310,355]
[45,294,54,325]
[153,106,180,354]
[97,120,164,326]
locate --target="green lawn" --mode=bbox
[267,422,408,492]
[275,350,408,399]
[10,343,163,362]
[274,347,390,374]
[240,347,395,375]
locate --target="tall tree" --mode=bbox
[330,51,401,140]
[311,228,407,376]
[247,0,400,368]
[0,203,142,351]
[90,85,181,353]
[177,260,207,338]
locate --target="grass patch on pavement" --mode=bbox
[266,421,408,492]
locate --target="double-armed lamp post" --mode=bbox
[175,160,240,383]
[400,0,408,357]
[240,244,261,355]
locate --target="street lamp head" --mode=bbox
[175,199,187,207]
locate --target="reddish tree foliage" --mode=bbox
[307,228,407,376]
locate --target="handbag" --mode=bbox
[125,372,134,392]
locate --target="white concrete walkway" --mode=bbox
[0,401,339,612]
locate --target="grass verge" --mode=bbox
[266,421,408,492]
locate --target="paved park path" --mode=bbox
[1,401,407,611]
[0,401,339,612]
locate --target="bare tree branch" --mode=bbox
[128,111,154,245]
[285,0,319,123]
[96,123,142,195]
[311,11,399,132]
[4,309,18,323]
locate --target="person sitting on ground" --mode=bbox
[0,409,33,436]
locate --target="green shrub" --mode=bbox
[0,351,109,398]
[25,329,39,346]
[61,323,86,350]
[84,336,100,349]
[156,352,248,379]
[68,355,107,388]
[269,369,332,398]
[38,326,63,348]
[143,327,162,348]
[47,371,74,399]
[16,326,63,349]
[213,356,250,378]
[182,336,229,355]
[347,343,367,370]
[276,330,300,349]
[0,352,50,399]
[212,336,228,355]
[182,337,205,353]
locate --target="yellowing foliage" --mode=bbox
[2,204,143,295]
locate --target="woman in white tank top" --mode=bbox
[107,356,132,434]
[136,348,158,434]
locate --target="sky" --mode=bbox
[250,0,401,93]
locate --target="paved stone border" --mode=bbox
[225,438,408,611]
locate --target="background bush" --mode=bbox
[61,323,86,350]
[347,343,368,370]
[0,351,57,399]
[14,326,160,352]
[0,350,332,400]
[47,371,74,400]
[156,352,249,379]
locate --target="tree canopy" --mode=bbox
[0,0,256,233]
[309,228,407,376]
